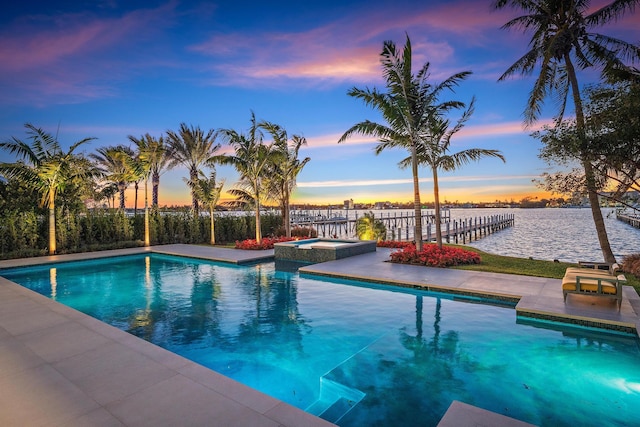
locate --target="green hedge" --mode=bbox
[0,209,283,260]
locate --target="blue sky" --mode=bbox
[1,1,638,206]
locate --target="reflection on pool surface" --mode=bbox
[2,253,640,426]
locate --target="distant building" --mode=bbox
[344,199,354,209]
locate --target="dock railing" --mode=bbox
[290,209,514,243]
[617,212,640,229]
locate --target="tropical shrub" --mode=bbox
[356,211,386,241]
[376,240,414,249]
[622,254,640,276]
[235,236,296,250]
[389,243,481,267]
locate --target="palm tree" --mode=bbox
[97,182,118,208]
[493,0,640,263]
[149,135,171,208]
[220,112,277,244]
[338,35,470,251]
[129,134,167,246]
[356,211,387,241]
[90,145,137,210]
[186,171,225,245]
[0,123,96,254]
[166,123,221,216]
[397,99,506,248]
[259,121,310,237]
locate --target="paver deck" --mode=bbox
[1,244,639,426]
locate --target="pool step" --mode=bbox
[306,377,365,423]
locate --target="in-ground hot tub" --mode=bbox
[274,238,377,265]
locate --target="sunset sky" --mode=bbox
[1,1,638,206]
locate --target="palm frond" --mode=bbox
[339,121,396,144]
[443,149,506,171]
[585,0,640,26]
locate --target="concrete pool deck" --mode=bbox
[1,244,639,426]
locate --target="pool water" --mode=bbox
[3,253,640,426]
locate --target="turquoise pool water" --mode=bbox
[2,253,640,426]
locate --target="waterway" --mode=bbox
[301,207,640,264]
[461,207,640,263]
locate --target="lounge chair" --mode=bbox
[562,263,625,309]
[564,262,620,276]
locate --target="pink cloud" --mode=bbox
[456,119,554,139]
[305,133,378,149]
[301,118,556,152]
[191,2,487,87]
[391,1,510,39]
[198,0,613,88]
[0,3,176,105]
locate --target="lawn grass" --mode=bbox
[452,245,640,292]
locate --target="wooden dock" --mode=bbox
[290,209,514,244]
[422,214,514,244]
[617,212,640,229]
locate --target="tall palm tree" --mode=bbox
[493,0,640,263]
[0,123,96,254]
[397,99,506,248]
[220,112,277,244]
[129,134,167,246]
[90,145,137,210]
[186,171,225,245]
[259,121,310,237]
[166,123,221,216]
[339,35,470,251]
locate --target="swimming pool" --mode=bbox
[2,253,640,426]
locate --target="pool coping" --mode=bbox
[0,244,275,270]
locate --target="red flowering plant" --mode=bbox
[389,243,481,267]
[235,236,300,250]
[376,240,415,249]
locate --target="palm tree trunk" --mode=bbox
[411,142,423,251]
[210,206,216,245]
[134,182,139,216]
[118,182,126,210]
[255,198,262,244]
[432,168,443,248]
[565,54,615,264]
[48,192,56,255]
[152,171,160,208]
[584,160,615,262]
[190,168,199,216]
[144,178,150,246]
[284,186,291,237]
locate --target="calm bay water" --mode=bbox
[459,208,640,263]
[311,207,640,263]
